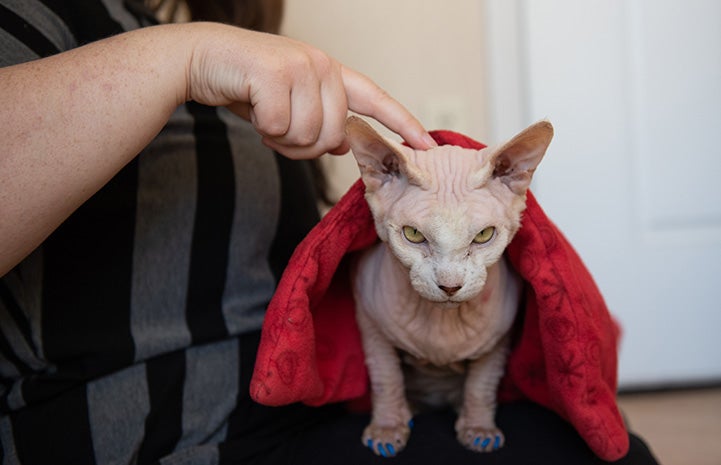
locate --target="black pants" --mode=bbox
[218,332,660,465]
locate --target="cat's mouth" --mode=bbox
[412,282,475,306]
[424,294,469,308]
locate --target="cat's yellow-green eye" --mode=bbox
[473,226,496,244]
[402,226,426,244]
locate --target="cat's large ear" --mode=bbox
[490,120,554,195]
[345,116,428,193]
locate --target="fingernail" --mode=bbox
[408,419,415,429]
[422,133,438,148]
[493,435,501,450]
[481,437,491,449]
[386,443,396,456]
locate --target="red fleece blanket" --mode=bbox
[251,130,630,461]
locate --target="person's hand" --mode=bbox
[0,22,434,275]
[184,23,436,158]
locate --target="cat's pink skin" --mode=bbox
[353,244,519,367]
[346,116,553,456]
[353,247,519,455]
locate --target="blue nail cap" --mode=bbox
[377,443,387,457]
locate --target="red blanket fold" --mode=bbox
[251,130,630,461]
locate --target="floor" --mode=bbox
[617,387,721,465]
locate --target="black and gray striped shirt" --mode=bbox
[0,1,323,463]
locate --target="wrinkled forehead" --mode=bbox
[408,146,494,193]
[437,189,508,228]
[393,184,509,240]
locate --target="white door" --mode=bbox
[485,0,721,388]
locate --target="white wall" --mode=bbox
[281,0,489,199]
[486,0,721,389]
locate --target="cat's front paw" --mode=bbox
[457,426,505,453]
[362,420,413,457]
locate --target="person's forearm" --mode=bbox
[0,20,434,276]
[0,23,193,275]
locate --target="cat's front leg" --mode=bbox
[455,336,510,453]
[356,309,413,457]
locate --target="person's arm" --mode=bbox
[0,22,434,276]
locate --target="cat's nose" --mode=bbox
[438,285,462,296]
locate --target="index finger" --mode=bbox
[341,66,437,150]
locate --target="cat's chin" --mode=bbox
[416,292,469,308]
[437,301,463,310]
[421,297,467,309]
